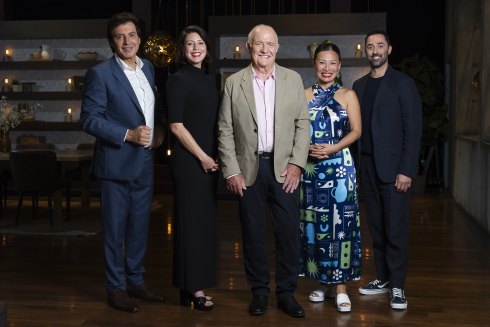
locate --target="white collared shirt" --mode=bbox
[251,66,276,153]
[116,55,155,146]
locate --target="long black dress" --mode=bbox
[166,64,219,292]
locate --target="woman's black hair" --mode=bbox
[177,25,212,64]
[313,41,343,85]
[313,41,342,62]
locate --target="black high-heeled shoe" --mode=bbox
[180,290,214,311]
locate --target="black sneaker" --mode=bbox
[390,288,408,310]
[358,279,390,295]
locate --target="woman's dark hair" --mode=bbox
[177,25,212,64]
[313,41,342,62]
[365,30,391,46]
[106,12,142,53]
[313,41,343,85]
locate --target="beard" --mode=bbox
[368,54,388,69]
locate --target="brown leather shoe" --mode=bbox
[127,283,165,302]
[107,290,139,313]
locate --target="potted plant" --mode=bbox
[0,96,21,152]
[397,54,448,192]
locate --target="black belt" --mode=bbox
[258,151,273,159]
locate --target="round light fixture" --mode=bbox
[144,31,177,68]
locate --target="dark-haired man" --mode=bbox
[81,12,165,313]
[353,30,422,310]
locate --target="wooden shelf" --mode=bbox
[0,19,107,39]
[1,92,83,100]
[0,60,100,70]
[14,121,82,131]
[217,58,369,68]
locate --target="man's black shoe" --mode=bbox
[107,290,139,313]
[277,295,305,318]
[248,294,268,315]
[126,283,165,302]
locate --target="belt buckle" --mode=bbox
[259,151,272,159]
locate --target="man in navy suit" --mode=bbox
[353,30,422,310]
[81,12,165,313]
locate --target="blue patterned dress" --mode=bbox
[299,82,361,284]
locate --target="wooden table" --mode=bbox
[0,149,94,220]
[0,149,93,162]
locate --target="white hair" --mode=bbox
[247,24,279,47]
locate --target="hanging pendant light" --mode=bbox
[144,0,177,68]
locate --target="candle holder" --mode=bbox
[2,78,11,92]
[66,77,74,92]
[233,46,241,59]
[65,108,73,122]
[3,49,13,62]
[355,43,363,58]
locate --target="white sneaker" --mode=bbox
[390,288,408,310]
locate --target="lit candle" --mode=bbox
[66,77,73,91]
[66,108,73,122]
[355,43,362,58]
[2,78,10,92]
[3,49,12,62]
[233,46,241,59]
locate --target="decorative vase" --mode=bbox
[0,131,11,152]
[309,42,319,59]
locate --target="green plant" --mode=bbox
[397,54,448,149]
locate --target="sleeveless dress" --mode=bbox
[299,82,361,284]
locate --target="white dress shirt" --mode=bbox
[116,56,155,147]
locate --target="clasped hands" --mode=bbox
[201,155,219,174]
[309,143,334,159]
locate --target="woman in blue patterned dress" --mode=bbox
[299,41,362,312]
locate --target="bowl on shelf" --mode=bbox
[76,51,97,61]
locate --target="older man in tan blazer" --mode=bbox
[218,24,309,318]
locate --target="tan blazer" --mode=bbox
[218,64,310,186]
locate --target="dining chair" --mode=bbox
[8,150,71,227]
[16,134,46,145]
[1,139,55,208]
[76,143,95,150]
[65,143,97,198]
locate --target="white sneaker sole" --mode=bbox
[391,302,408,310]
[358,287,390,295]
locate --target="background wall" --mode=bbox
[448,0,490,231]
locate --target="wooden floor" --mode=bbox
[1,192,490,327]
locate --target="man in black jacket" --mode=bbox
[353,30,422,310]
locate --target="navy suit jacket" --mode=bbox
[353,65,422,183]
[80,56,163,181]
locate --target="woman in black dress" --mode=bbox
[166,25,219,311]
